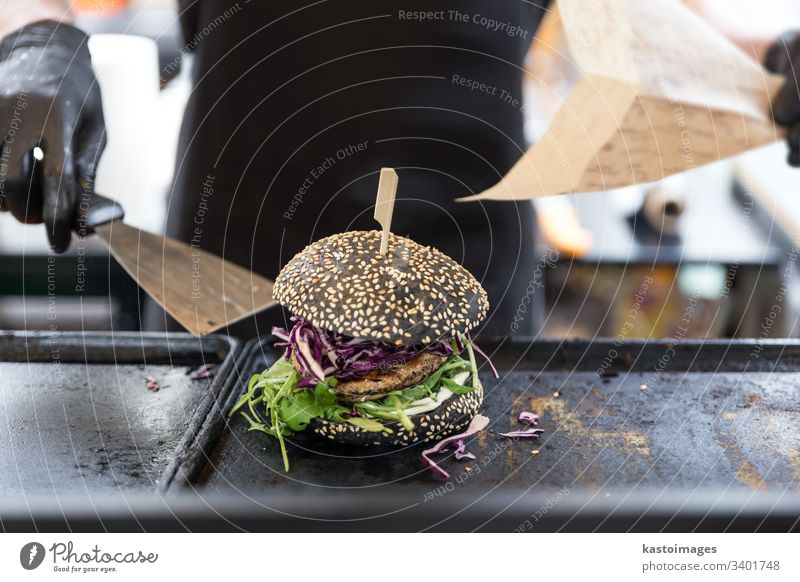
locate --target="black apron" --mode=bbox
[148,0,549,338]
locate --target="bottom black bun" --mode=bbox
[308,378,484,447]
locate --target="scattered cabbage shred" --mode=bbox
[421,415,489,479]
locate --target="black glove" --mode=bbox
[0,20,106,252]
[766,30,800,167]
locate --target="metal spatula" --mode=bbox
[77,192,275,336]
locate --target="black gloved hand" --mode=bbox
[0,20,106,252]
[766,30,800,167]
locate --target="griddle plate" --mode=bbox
[0,332,238,495]
[199,339,800,507]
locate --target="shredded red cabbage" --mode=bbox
[453,440,476,461]
[518,411,541,426]
[500,410,544,439]
[421,414,489,479]
[469,338,499,379]
[189,363,217,380]
[273,316,462,388]
[499,428,545,439]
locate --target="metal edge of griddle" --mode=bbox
[466,336,800,372]
[0,330,236,365]
[1,489,798,532]
[148,333,243,491]
[157,338,244,492]
[161,336,276,492]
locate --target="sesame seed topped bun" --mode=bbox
[309,377,484,447]
[273,230,489,346]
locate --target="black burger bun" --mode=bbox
[274,230,489,346]
[309,377,484,447]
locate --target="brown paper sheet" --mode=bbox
[459,0,785,202]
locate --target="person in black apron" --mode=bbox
[2,1,800,339]
[158,1,549,338]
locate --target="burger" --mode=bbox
[230,230,493,470]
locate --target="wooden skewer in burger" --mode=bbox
[231,168,493,471]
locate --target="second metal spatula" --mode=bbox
[78,192,275,336]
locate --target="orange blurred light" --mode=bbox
[72,0,128,14]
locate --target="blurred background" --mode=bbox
[2,0,800,341]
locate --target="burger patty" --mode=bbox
[293,351,447,403]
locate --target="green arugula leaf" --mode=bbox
[314,383,338,407]
[278,389,322,431]
[261,357,296,381]
[398,384,429,402]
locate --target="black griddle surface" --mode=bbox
[3,334,798,532]
[0,332,239,495]
[195,338,800,512]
